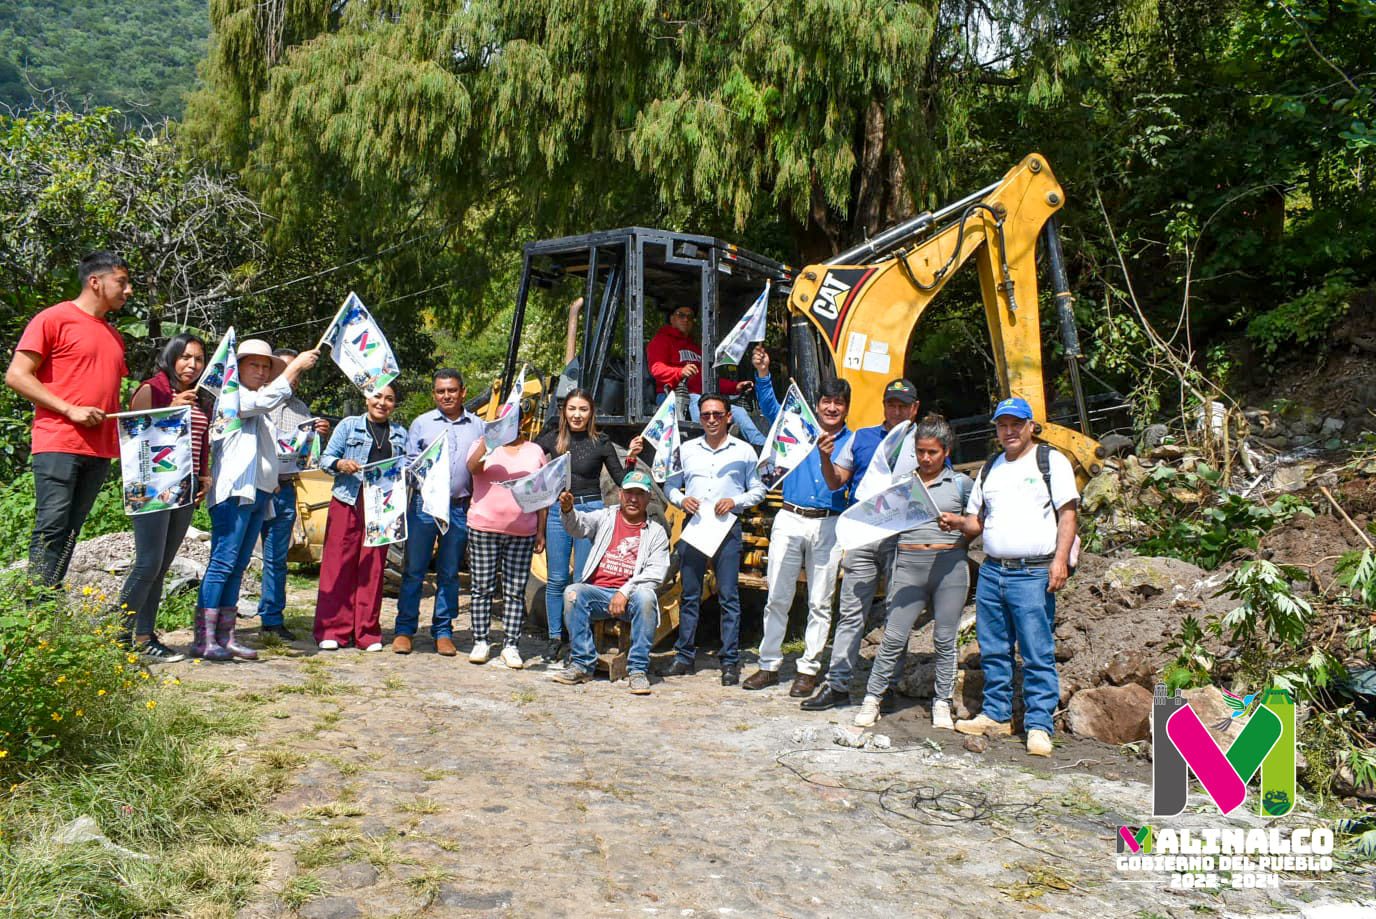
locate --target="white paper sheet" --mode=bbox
[678,507,735,556]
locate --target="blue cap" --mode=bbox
[990,396,1034,422]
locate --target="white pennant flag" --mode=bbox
[361,456,408,547]
[197,325,235,397]
[408,435,451,534]
[714,281,770,367]
[640,395,682,483]
[853,420,917,502]
[501,453,571,514]
[319,292,401,397]
[482,368,526,453]
[114,406,195,515]
[756,382,822,491]
[835,473,941,551]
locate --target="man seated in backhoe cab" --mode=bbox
[647,302,766,447]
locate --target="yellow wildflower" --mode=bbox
[50,712,61,722]
[145,700,157,711]
[97,689,107,697]
[55,675,66,685]
[81,585,94,597]
[139,672,150,680]
[75,709,84,717]
[0,750,8,759]
[126,654,138,664]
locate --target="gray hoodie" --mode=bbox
[561,506,671,598]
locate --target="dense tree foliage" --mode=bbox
[0,1,209,119]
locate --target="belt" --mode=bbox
[781,502,838,519]
[986,554,1054,569]
[899,543,960,551]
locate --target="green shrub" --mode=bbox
[0,574,153,772]
[0,472,133,567]
[1245,271,1357,359]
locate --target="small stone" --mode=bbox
[1321,417,1345,437]
[1272,462,1318,493]
[867,734,892,751]
[298,897,361,919]
[1098,433,1135,457]
[320,862,377,890]
[436,887,514,910]
[832,725,868,749]
[1140,424,1169,453]
[790,727,820,744]
[963,735,988,754]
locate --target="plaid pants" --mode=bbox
[467,528,537,644]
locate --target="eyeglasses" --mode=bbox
[672,311,695,319]
[699,411,726,420]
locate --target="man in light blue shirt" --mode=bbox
[394,369,485,656]
[742,346,852,697]
[666,392,766,685]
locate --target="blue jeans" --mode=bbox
[545,497,603,639]
[974,561,1059,734]
[676,521,743,667]
[396,495,468,638]
[655,392,766,447]
[199,491,273,610]
[565,583,659,675]
[256,482,296,626]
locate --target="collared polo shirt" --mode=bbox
[406,408,484,499]
[754,373,851,511]
[667,435,766,512]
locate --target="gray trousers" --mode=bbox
[118,504,197,637]
[866,547,969,701]
[824,535,898,693]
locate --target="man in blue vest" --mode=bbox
[740,347,852,697]
[806,378,920,710]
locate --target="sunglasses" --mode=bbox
[699,411,726,420]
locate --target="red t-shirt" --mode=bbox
[15,301,128,458]
[589,512,645,590]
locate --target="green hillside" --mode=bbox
[0,0,208,118]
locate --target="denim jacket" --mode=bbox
[321,414,408,506]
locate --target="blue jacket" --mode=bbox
[754,373,852,512]
[321,414,408,506]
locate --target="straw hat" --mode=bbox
[237,338,287,377]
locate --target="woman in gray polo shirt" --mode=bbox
[854,415,973,729]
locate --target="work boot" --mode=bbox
[741,669,779,691]
[198,609,231,661]
[955,713,1013,737]
[215,608,258,660]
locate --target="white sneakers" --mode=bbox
[318,639,340,650]
[852,695,882,728]
[500,646,524,670]
[931,699,954,730]
[469,641,492,664]
[1026,729,1053,757]
[364,642,383,652]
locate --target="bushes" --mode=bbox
[0,574,157,771]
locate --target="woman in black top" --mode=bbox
[536,389,643,664]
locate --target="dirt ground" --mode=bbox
[150,583,1374,919]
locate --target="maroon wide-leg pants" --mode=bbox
[313,497,386,647]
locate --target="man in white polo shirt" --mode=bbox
[941,396,1078,757]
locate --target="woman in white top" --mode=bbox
[193,340,319,661]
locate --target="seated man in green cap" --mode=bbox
[552,470,671,694]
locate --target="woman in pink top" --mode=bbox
[465,430,547,669]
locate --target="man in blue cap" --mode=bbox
[940,396,1079,757]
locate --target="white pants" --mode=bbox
[758,509,842,674]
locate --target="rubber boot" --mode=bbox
[216,607,258,661]
[199,608,232,661]
[189,606,207,657]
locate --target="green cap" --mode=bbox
[621,469,654,492]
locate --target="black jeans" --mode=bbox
[118,504,197,637]
[30,452,111,587]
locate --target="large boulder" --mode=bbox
[1080,470,1122,513]
[1066,683,1153,745]
[1103,556,1205,598]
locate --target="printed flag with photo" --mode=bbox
[408,435,451,534]
[756,382,821,490]
[714,281,770,367]
[196,325,235,397]
[362,456,408,547]
[276,424,322,476]
[319,292,401,396]
[116,406,195,515]
[835,473,941,551]
[207,327,242,441]
[502,453,571,514]
[640,394,681,483]
[482,367,526,453]
[852,420,917,502]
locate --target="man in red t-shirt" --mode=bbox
[552,470,671,694]
[645,303,765,446]
[6,251,131,586]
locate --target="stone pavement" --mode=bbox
[163,595,1371,919]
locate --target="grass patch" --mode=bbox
[406,866,451,903]
[295,827,362,870]
[381,674,407,692]
[399,797,441,815]
[511,688,537,705]
[780,638,806,655]
[0,692,276,917]
[281,872,324,909]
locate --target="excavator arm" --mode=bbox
[787,153,1104,482]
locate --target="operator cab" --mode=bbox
[502,228,794,437]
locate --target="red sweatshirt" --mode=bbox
[646,325,739,396]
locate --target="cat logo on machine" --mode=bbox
[807,267,873,346]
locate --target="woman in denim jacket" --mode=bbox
[313,383,407,650]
